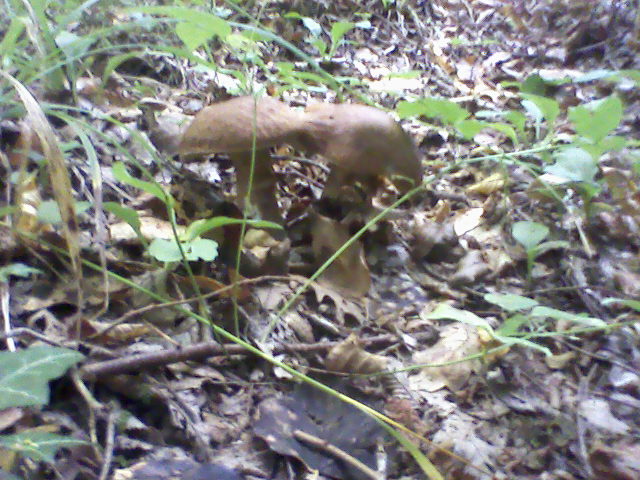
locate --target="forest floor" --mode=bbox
[1,1,639,479]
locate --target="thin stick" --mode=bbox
[294,430,383,480]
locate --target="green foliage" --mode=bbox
[36,199,91,224]
[0,431,88,463]
[131,6,230,51]
[512,221,569,282]
[0,346,87,464]
[397,97,518,144]
[0,263,42,283]
[0,346,84,410]
[569,95,623,144]
[103,201,147,248]
[148,237,218,262]
[425,294,606,356]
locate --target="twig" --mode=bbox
[79,331,435,379]
[98,407,117,480]
[294,429,383,480]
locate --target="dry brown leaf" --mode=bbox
[466,172,506,196]
[325,333,387,374]
[311,214,371,298]
[410,323,483,392]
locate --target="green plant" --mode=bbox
[110,161,281,264]
[425,293,606,356]
[512,221,569,282]
[0,346,87,464]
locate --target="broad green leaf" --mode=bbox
[492,333,552,356]
[455,119,486,140]
[285,12,322,37]
[602,297,640,312]
[132,6,231,42]
[520,93,560,126]
[573,69,618,83]
[545,146,598,183]
[496,314,529,336]
[188,238,219,261]
[0,431,87,463]
[512,221,549,250]
[330,21,354,47]
[0,263,42,283]
[484,293,538,312]
[486,122,518,145]
[148,238,185,262]
[505,110,526,138]
[519,73,549,95]
[424,304,493,332]
[175,21,216,51]
[530,306,606,327]
[148,238,219,262]
[54,31,94,59]
[186,216,282,241]
[104,202,141,233]
[397,98,469,124]
[112,162,173,207]
[36,200,91,224]
[532,240,570,257]
[0,346,84,409]
[569,95,623,144]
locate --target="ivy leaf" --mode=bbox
[0,346,84,409]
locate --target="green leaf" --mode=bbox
[602,297,640,312]
[519,73,550,95]
[397,98,469,124]
[492,333,552,356]
[104,202,141,233]
[132,6,231,44]
[496,314,530,336]
[330,21,354,48]
[285,12,322,37]
[0,263,42,283]
[188,238,219,261]
[568,95,623,144]
[530,306,606,327]
[148,238,219,262]
[485,122,518,145]
[186,216,282,241]
[424,304,493,332]
[545,146,598,183]
[0,431,88,463]
[0,17,27,57]
[54,31,94,59]
[532,240,570,257]
[36,200,91,224]
[112,162,173,207]
[505,110,526,138]
[484,293,538,312]
[520,93,560,126]
[0,346,84,409]
[175,21,216,51]
[148,238,184,262]
[512,221,549,250]
[454,119,486,140]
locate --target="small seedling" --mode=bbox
[512,221,569,282]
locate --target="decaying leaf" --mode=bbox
[311,213,371,298]
[410,323,483,393]
[325,333,387,374]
